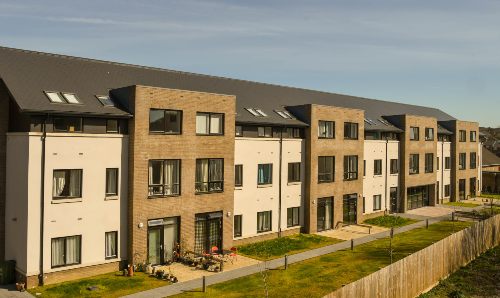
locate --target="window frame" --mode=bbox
[149,109,183,135]
[425,153,434,173]
[234,215,242,237]
[257,211,272,233]
[343,122,359,140]
[52,169,83,199]
[459,130,466,142]
[105,168,119,196]
[106,119,119,133]
[51,235,82,268]
[257,163,273,185]
[425,127,434,141]
[235,164,243,187]
[445,157,451,170]
[53,117,83,133]
[459,153,466,170]
[318,156,335,183]
[390,159,399,174]
[286,127,301,138]
[373,195,382,211]
[288,162,301,183]
[444,184,450,197]
[409,154,419,175]
[374,159,382,176]
[235,125,243,137]
[470,131,477,142]
[196,112,225,136]
[318,121,335,139]
[257,126,273,138]
[195,158,224,194]
[410,127,419,141]
[287,207,300,227]
[105,231,118,259]
[343,155,358,180]
[148,159,181,197]
[470,152,477,169]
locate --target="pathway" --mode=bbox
[123,213,452,298]
[0,285,32,298]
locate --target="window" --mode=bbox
[235,125,243,136]
[287,207,300,227]
[343,155,358,180]
[53,169,82,199]
[373,195,382,211]
[195,159,224,193]
[255,109,267,117]
[425,128,434,141]
[363,197,366,213]
[410,127,419,140]
[459,130,466,142]
[258,126,272,138]
[258,163,273,185]
[286,127,300,138]
[105,231,118,259]
[438,134,451,142]
[437,157,440,170]
[459,153,466,170]
[318,156,334,182]
[106,168,118,196]
[53,117,82,132]
[344,122,358,139]
[96,95,115,107]
[363,160,366,177]
[234,215,242,237]
[61,93,80,104]
[409,154,419,174]
[425,153,434,173]
[106,119,119,133]
[445,157,451,169]
[149,109,182,134]
[245,108,260,116]
[390,159,398,174]
[257,211,272,233]
[470,152,477,169]
[196,112,224,135]
[374,159,382,175]
[51,235,81,268]
[235,165,243,187]
[444,184,450,197]
[148,160,180,196]
[45,91,65,103]
[318,121,334,138]
[288,162,301,183]
[470,131,477,142]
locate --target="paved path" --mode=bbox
[0,285,32,298]
[123,213,452,298]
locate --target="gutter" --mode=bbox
[38,114,48,286]
[278,127,283,237]
[385,139,388,213]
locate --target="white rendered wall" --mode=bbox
[5,133,128,276]
[436,141,451,202]
[234,137,304,240]
[363,140,399,214]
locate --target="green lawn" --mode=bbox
[443,201,480,208]
[419,245,500,298]
[363,215,419,228]
[480,193,500,200]
[174,221,472,298]
[27,271,170,298]
[238,234,342,261]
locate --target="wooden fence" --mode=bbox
[324,214,500,298]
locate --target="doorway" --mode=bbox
[194,212,223,254]
[459,179,466,200]
[317,197,334,231]
[390,187,398,213]
[147,217,180,265]
[343,194,357,224]
[469,177,476,197]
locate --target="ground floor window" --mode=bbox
[105,231,118,259]
[317,197,334,231]
[407,185,430,210]
[148,217,180,264]
[51,235,81,268]
[343,194,358,224]
[287,207,300,227]
[257,211,272,233]
[373,195,382,211]
[194,212,222,254]
[445,184,451,197]
[234,215,242,237]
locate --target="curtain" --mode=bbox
[69,170,81,197]
[258,165,264,184]
[210,114,222,134]
[324,201,332,230]
[53,171,66,197]
[106,169,117,195]
[65,236,80,264]
[209,159,223,190]
[208,218,221,250]
[51,238,65,267]
[196,114,209,134]
[196,160,209,192]
[149,161,163,195]
[194,219,206,254]
[164,160,174,195]
[105,232,117,258]
[257,213,264,232]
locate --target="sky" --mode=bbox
[0,0,499,127]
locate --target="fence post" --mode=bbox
[452,212,455,222]
[426,219,429,229]
[284,254,288,269]
[203,276,206,292]
[351,239,354,250]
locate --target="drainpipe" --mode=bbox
[38,114,48,286]
[385,139,388,213]
[441,141,444,204]
[278,127,283,237]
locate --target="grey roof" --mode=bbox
[0,46,456,127]
[483,146,500,166]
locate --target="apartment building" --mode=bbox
[0,46,481,287]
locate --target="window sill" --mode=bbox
[373,175,383,178]
[148,194,181,199]
[409,173,419,175]
[390,173,399,176]
[235,186,243,190]
[287,182,301,186]
[149,132,182,135]
[257,184,273,188]
[343,178,359,181]
[195,191,224,195]
[318,181,334,184]
[257,230,272,234]
[196,133,225,136]
[318,137,335,140]
[51,198,82,204]
[105,195,119,201]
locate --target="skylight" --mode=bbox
[364,118,376,125]
[275,110,290,119]
[96,95,115,107]
[378,119,391,126]
[282,111,294,119]
[45,91,65,103]
[255,109,268,117]
[245,108,260,116]
[62,93,80,104]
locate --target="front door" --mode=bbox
[317,197,333,231]
[148,226,162,265]
[469,178,476,197]
[194,212,223,254]
[390,187,398,213]
[147,217,180,265]
[343,194,357,224]
[459,179,466,200]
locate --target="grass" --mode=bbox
[479,206,500,217]
[480,193,500,200]
[174,221,472,298]
[237,234,342,260]
[419,245,499,298]
[27,271,170,298]
[363,215,419,228]
[443,201,479,208]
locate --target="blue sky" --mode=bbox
[1,0,499,127]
